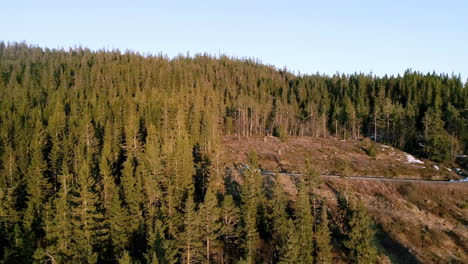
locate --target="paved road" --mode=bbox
[258,170,468,184]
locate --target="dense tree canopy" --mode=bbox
[0,42,466,263]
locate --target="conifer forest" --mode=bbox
[0,43,467,263]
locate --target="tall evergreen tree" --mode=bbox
[240,150,262,264]
[315,204,332,264]
[278,219,300,264]
[344,202,377,264]
[121,155,143,232]
[220,194,240,263]
[181,190,202,264]
[294,181,314,264]
[270,174,290,262]
[69,156,103,263]
[37,165,73,263]
[199,187,221,263]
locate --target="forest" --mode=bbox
[0,42,467,263]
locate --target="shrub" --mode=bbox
[273,125,288,141]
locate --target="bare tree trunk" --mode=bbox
[207,238,210,263]
[374,114,377,141]
[335,119,338,137]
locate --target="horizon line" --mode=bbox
[2,40,466,83]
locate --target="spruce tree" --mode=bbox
[39,165,73,263]
[181,190,202,264]
[423,108,452,162]
[23,118,51,261]
[121,155,143,232]
[270,174,289,262]
[315,203,332,264]
[220,194,240,263]
[69,155,103,263]
[294,181,314,264]
[278,219,300,264]
[344,202,377,264]
[107,179,131,257]
[199,187,221,263]
[240,150,262,264]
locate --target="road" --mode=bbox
[258,170,468,184]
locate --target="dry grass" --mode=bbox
[221,135,459,180]
[222,135,467,263]
[325,179,468,264]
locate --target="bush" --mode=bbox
[273,125,288,141]
[357,139,378,157]
[366,144,377,157]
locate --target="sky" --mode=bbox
[2,0,467,80]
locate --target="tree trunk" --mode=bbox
[374,114,377,141]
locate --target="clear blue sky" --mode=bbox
[2,0,467,80]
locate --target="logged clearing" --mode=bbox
[322,179,468,264]
[222,135,468,263]
[222,135,461,180]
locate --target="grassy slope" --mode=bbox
[222,135,460,180]
[222,136,468,263]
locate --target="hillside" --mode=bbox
[222,135,468,263]
[0,43,467,263]
[222,135,462,180]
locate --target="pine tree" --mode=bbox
[143,124,163,221]
[39,165,73,263]
[172,130,196,207]
[423,108,452,162]
[47,101,67,193]
[315,203,332,264]
[118,250,134,264]
[3,223,27,263]
[240,150,262,264]
[23,118,51,261]
[69,155,103,263]
[146,219,177,264]
[303,159,321,195]
[146,251,160,264]
[344,202,377,264]
[107,179,131,257]
[303,159,321,228]
[294,181,314,264]
[270,174,289,262]
[121,155,143,232]
[99,122,117,210]
[199,187,221,263]
[181,190,202,264]
[278,219,300,264]
[24,119,50,223]
[220,194,240,263]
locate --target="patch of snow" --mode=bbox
[418,142,425,147]
[405,154,424,164]
[382,145,389,148]
[447,168,452,171]
[433,165,439,170]
[450,177,468,182]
